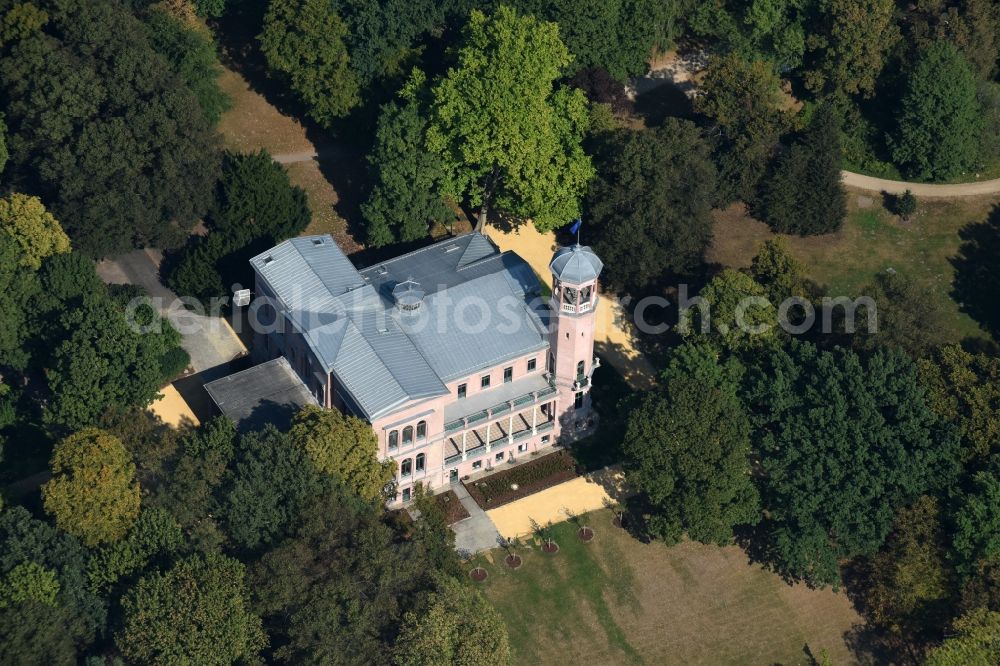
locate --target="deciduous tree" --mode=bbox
[426,6,593,232]
[362,83,454,247]
[117,552,266,665]
[952,456,1000,576]
[222,425,333,551]
[681,269,777,352]
[143,5,231,124]
[0,193,70,269]
[289,405,395,503]
[623,343,759,545]
[862,496,954,638]
[394,575,511,666]
[259,0,359,126]
[925,607,1000,666]
[804,0,899,98]
[747,342,961,586]
[587,120,716,288]
[919,345,1000,461]
[0,0,220,255]
[42,428,141,546]
[697,54,788,204]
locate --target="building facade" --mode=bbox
[247,232,602,504]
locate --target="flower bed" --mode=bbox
[463,450,578,509]
[434,489,471,524]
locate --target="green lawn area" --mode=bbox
[470,510,861,665]
[707,192,999,344]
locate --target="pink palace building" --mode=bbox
[205,232,602,504]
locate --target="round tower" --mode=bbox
[548,243,603,435]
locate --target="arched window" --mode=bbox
[401,458,412,477]
[388,430,398,450]
[576,360,585,379]
[415,453,425,472]
[402,426,414,446]
[416,420,427,440]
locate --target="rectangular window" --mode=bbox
[457,383,467,399]
[527,358,536,372]
[541,435,550,444]
[503,367,513,383]
[495,451,505,462]
[517,443,528,453]
[402,487,411,502]
[480,375,491,389]
[574,392,584,409]
[472,461,482,470]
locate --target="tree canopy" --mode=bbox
[0,193,70,269]
[288,405,395,503]
[394,574,511,666]
[41,428,141,546]
[892,41,983,181]
[587,120,717,288]
[623,343,759,545]
[117,552,266,665]
[362,86,454,247]
[746,342,961,586]
[0,0,220,256]
[696,54,788,204]
[426,5,593,232]
[259,0,359,127]
[760,104,846,235]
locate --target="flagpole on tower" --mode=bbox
[570,218,582,246]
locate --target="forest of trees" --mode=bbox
[0,0,998,663]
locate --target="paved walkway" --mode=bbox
[840,171,1000,197]
[96,249,247,373]
[450,482,503,558]
[484,224,656,390]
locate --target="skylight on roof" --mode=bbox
[312,238,324,246]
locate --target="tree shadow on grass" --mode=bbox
[952,204,1000,340]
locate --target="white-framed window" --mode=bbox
[416,420,427,440]
[401,458,412,477]
[503,366,513,383]
[402,487,411,502]
[415,453,425,472]
[527,358,536,372]
[481,374,491,389]
[403,425,414,445]
[388,430,398,450]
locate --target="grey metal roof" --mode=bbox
[251,233,552,421]
[549,244,604,284]
[204,357,318,431]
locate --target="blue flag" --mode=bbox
[569,219,582,235]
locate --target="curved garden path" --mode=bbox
[841,171,1000,197]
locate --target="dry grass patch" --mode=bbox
[216,67,314,156]
[473,510,862,665]
[706,191,999,343]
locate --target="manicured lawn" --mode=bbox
[470,510,862,665]
[707,191,999,344]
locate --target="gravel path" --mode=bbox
[840,171,1000,197]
